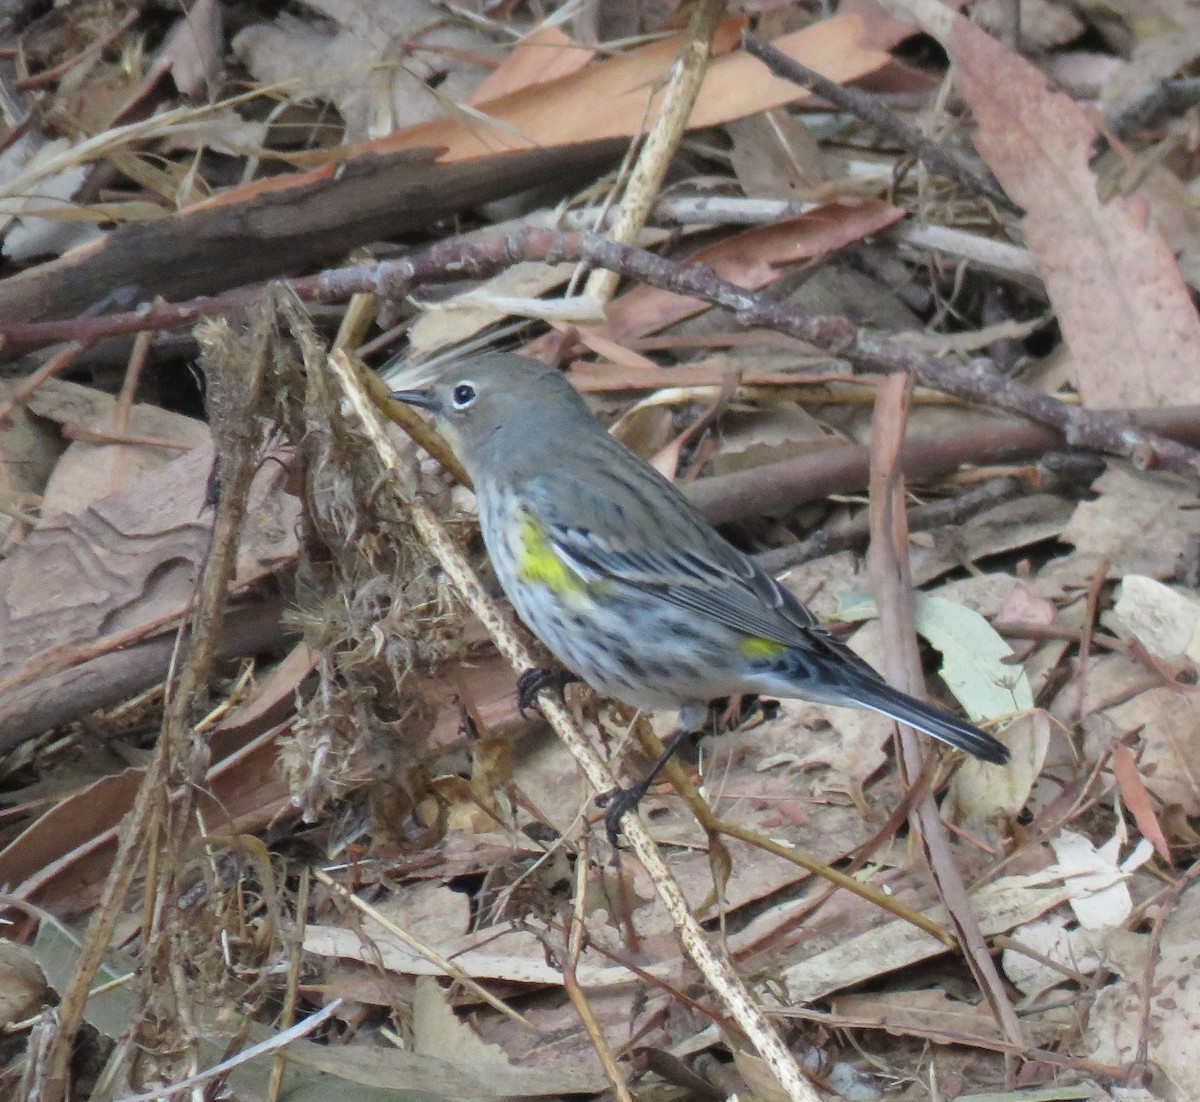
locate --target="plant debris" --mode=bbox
[1,2,1199,1100]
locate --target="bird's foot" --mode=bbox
[722,694,780,730]
[516,667,581,717]
[596,781,654,848]
[596,724,699,846]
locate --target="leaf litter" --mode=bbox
[0,1,1199,1100]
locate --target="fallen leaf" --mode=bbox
[831,988,1014,1047]
[304,923,679,988]
[1049,828,1152,931]
[888,0,1200,408]
[1002,913,1100,996]
[0,939,45,1028]
[1108,574,1200,664]
[1086,881,1200,1094]
[727,110,831,201]
[1111,742,1173,864]
[362,16,889,162]
[947,709,1051,825]
[781,869,1074,1003]
[602,199,906,342]
[467,25,594,103]
[233,1,495,142]
[1045,465,1200,588]
[1100,685,1200,815]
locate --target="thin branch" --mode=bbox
[741,32,1019,215]
[865,373,1024,1049]
[755,451,1105,573]
[320,229,1200,480]
[582,0,727,302]
[6,227,1199,481]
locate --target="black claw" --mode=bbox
[596,724,699,845]
[597,784,650,847]
[516,667,581,717]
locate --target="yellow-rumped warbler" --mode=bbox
[394,354,1009,832]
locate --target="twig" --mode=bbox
[582,0,727,303]
[268,866,309,1102]
[741,32,1019,215]
[111,999,345,1102]
[309,867,531,1028]
[1072,554,1111,723]
[1131,862,1200,1080]
[322,346,819,1102]
[7,227,1200,481]
[136,296,276,1078]
[713,815,955,946]
[1106,77,1200,143]
[754,451,1104,573]
[562,855,633,1102]
[0,341,85,423]
[24,299,277,1102]
[316,229,1200,482]
[626,717,955,944]
[865,373,1024,1050]
[689,405,1198,526]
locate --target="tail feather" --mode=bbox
[850,682,1010,765]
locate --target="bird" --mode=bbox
[393,353,1010,839]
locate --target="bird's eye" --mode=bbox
[451,382,477,409]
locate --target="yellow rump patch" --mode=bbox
[740,635,788,659]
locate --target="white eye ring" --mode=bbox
[451,381,477,409]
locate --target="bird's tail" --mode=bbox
[848,681,1010,764]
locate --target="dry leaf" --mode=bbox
[1086,881,1200,1099]
[304,923,679,988]
[1111,741,1174,864]
[363,16,889,162]
[1002,913,1101,996]
[0,939,46,1028]
[887,0,1200,408]
[1049,828,1151,931]
[234,0,494,141]
[1108,574,1200,663]
[781,870,1075,1003]
[831,988,1014,1047]
[1101,685,1200,816]
[467,25,594,103]
[727,110,831,200]
[1045,465,1200,587]
[603,199,906,341]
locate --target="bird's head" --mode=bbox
[392,353,591,476]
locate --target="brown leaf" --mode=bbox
[1086,881,1200,1082]
[0,940,45,1028]
[899,0,1200,408]
[467,25,594,103]
[361,15,889,162]
[1111,741,1173,863]
[603,199,906,341]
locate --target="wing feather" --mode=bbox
[543,518,821,647]
[520,449,824,646]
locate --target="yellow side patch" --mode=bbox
[518,516,585,595]
[741,635,788,658]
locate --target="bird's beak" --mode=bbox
[391,388,439,412]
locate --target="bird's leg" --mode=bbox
[598,702,709,846]
[598,727,695,845]
[516,667,581,717]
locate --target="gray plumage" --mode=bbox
[394,354,1009,766]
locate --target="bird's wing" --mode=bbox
[526,471,824,648]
